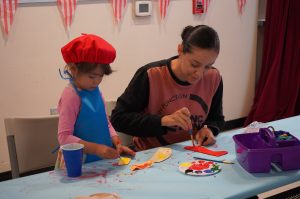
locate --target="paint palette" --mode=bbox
[178,160,221,176]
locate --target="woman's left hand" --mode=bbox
[195,126,216,146]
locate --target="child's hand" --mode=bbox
[112,135,136,156]
[116,145,136,157]
[96,144,119,159]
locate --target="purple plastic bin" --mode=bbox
[233,129,300,173]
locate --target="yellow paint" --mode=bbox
[118,157,131,165]
[150,147,172,163]
[157,153,168,160]
[179,162,191,167]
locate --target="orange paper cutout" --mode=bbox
[130,160,153,171]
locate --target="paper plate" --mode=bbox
[178,160,221,176]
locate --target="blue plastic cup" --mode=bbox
[61,143,84,177]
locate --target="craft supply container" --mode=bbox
[233,128,300,173]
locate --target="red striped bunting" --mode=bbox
[203,0,210,13]
[0,0,18,35]
[159,0,169,19]
[57,0,77,29]
[238,0,246,15]
[112,0,127,23]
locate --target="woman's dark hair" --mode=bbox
[181,25,220,54]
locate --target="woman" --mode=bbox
[111,25,225,151]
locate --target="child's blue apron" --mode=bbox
[71,82,113,163]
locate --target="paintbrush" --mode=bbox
[193,156,234,164]
[115,139,122,158]
[189,129,195,147]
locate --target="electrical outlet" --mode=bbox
[50,107,58,115]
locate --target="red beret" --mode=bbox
[61,34,116,64]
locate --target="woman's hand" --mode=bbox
[161,107,192,131]
[195,125,216,146]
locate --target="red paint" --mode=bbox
[184,146,228,156]
[189,160,214,170]
[98,170,108,178]
[78,170,108,180]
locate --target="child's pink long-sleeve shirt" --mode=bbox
[57,85,117,145]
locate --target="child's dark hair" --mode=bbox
[181,25,220,54]
[65,62,113,77]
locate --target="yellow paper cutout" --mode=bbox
[118,157,131,166]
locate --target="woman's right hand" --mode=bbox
[95,144,119,159]
[161,107,192,131]
[133,136,146,151]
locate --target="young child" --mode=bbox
[57,34,135,164]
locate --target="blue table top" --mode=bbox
[1,116,300,199]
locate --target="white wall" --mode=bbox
[0,0,259,172]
